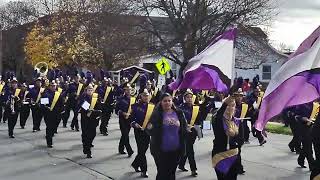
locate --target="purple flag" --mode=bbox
[169,28,237,91]
[255,26,320,131]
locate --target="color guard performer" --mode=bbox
[212,96,240,180]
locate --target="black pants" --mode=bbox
[100,110,112,134]
[0,105,3,122]
[54,114,62,133]
[3,108,9,123]
[8,112,18,136]
[44,112,58,146]
[118,117,133,154]
[62,103,77,127]
[81,114,99,155]
[132,129,150,172]
[242,120,250,142]
[289,122,302,152]
[153,150,180,180]
[70,109,79,130]
[298,126,314,168]
[179,133,197,171]
[32,106,43,130]
[215,159,238,180]
[20,105,30,128]
[313,137,320,161]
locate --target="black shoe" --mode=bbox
[86,154,92,158]
[36,129,41,131]
[179,166,188,172]
[191,170,198,177]
[131,165,141,172]
[238,169,246,175]
[119,151,126,154]
[288,145,295,152]
[298,162,307,168]
[21,126,25,129]
[47,145,53,148]
[63,125,67,128]
[128,151,134,158]
[102,133,108,136]
[9,135,15,138]
[141,172,148,178]
[32,130,36,132]
[76,129,80,132]
[259,139,267,146]
[90,144,94,148]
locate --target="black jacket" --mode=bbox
[146,105,188,157]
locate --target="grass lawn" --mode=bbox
[265,122,292,136]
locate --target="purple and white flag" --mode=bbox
[255,26,320,131]
[169,28,237,91]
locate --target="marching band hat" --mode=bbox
[50,80,57,86]
[184,89,193,97]
[11,77,18,83]
[86,84,94,90]
[233,88,245,96]
[123,83,132,90]
[141,89,150,96]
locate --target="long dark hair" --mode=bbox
[157,93,177,112]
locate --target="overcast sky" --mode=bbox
[269,0,320,49]
[1,0,319,49]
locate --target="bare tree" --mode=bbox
[0,1,39,30]
[132,0,278,72]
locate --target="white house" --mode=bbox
[136,26,288,85]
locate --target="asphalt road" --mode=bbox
[0,114,311,180]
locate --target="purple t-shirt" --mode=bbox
[161,111,180,152]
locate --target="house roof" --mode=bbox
[110,65,153,73]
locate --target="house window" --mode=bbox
[262,65,272,80]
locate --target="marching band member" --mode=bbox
[5,78,21,138]
[29,77,45,132]
[78,84,102,158]
[233,88,250,175]
[130,89,155,178]
[64,74,84,131]
[115,83,134,156]
[178,89,201,177]
[98,78,114,136]
[293,102,315,171]
[19,83,31,129]
[41,81,64,148]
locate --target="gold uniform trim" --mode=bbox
[212,148,238,168]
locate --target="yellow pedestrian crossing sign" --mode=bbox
[155,57,171,75]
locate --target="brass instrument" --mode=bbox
[34,62,49,77]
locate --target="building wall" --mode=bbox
[0,30,2,74]
[235,54,286,83]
